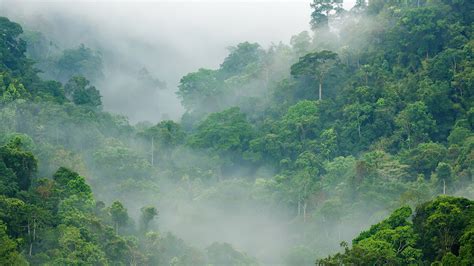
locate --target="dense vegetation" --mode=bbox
[318,196,474,265]
[0,0,472,264]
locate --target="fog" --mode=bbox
[0,1,372,265]
[0,0,337,123]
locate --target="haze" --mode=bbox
[0,0,327,122]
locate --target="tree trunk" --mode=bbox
[318,82,322,101]
[27,220,32,256]
[33,221,36,242]
[443,179,446,195]
[358,123,361,139]
[303,202,307,223]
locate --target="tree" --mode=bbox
[54,225,107,265]
[138,120,186,166]
[55,44,103,82]
[0,17,29,74]
[109,201,129,234]
[395,102,436,149]
[459,226,474,264]
[150,232,205,266]
[1,79,30,103]
[291,50,339,100]
[343,102,372,140]
[310,0,343,30]
[36,80,66,103]
[281,100,320,144]
[220,42,265,76]
[0,137,37,190]
[413,196,473,261]
[53,167,93,201]
[92,138,151,180]
[140,206,158,233]
[189,107,253,157]
[318,127,338,159]
[293,151,322,222]
[417,79,455,140]
[64,76,102,107]
[0,221,27,265]
[433,162,453,194]
[177,68,222,113]
[290,31,312,58]
[390,6,446,63]
[0,160,18,197]
[447,126,471,146]
[319,206,422,265]
[400,142,446,179]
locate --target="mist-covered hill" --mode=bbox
[0,0,472,265]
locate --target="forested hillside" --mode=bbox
[0,0,472,265]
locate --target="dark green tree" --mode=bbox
[64,76,102,107]
[0,137,37,190]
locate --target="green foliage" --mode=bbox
[64,76,102,107]
[54,224,107,265]
[177,68,222,113]
[140,120,186,148]
[291,50,339,100]
[413,196,473,262]
[55,44,103,82]
[0,137,37,190]
[189,107,254,158]
[53,167,92,199]
[109,201,129,234]
[220,42,265,76]
[0,221,27,265]
[400,142,447,179]
[395,101,436,148]
[0,0,473,263]
[320,197,473,265]
[310,0,343,29]
[0,17,28,74]
[93,138,151,180]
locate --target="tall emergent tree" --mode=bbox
[291,50,339,101]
